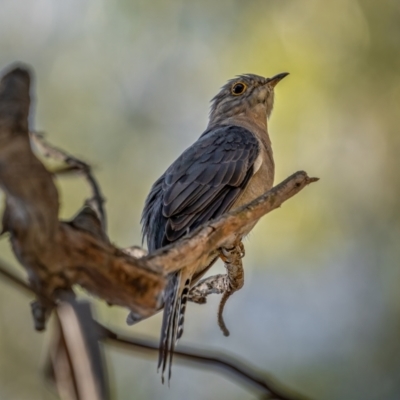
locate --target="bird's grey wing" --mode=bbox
[141,125,259,251]
[162,124,259,246]
[140,175,167,252]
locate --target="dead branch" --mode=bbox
[0,64,318,331]
[30,131,107,231]
[0,66,164,326]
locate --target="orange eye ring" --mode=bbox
[231,82,247,96]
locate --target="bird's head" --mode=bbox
[208,72,288,128]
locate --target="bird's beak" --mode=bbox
[266,72,289,88]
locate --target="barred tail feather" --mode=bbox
[158,272,192,383]
[158,273,179,383]
[177,278,191,340]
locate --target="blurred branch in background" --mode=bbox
[47,292,109,400]
[0,64,317,399]
[0,263,311,400]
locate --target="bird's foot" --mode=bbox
[219,241,245,265]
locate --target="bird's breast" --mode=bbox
[233,142,274,209]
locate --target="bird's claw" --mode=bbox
[219,241,245,264]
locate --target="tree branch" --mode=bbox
[0,66,164,324]
[30,131,107,231]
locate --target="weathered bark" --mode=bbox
[0,66,164,323]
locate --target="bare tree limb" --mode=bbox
[0,66,165,325]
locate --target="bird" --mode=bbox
[141,72,289,382]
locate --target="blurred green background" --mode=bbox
[1,0,400,399]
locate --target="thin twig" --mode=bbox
[30,131,107,232]
[0,261,311,400]
[106,333,310,400]
[189,274,226,304]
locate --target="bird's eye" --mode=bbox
[231,82,247,96]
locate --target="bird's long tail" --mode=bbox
[158,270,191,383]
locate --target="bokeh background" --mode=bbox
[1,0,400,399]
